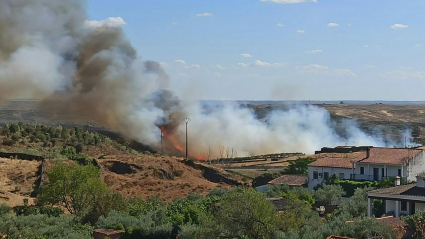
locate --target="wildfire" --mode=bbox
[159,125,207,161]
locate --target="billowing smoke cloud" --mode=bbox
[0,0,413,158]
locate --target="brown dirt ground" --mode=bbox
[0,158,39,207]
[98,154,236,201]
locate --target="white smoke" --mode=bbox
[0,0,415,158]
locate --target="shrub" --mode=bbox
[0,203,11,215]
[281,157,316,175]
[0,214,93,239]
[2,139,15,146]
[96,210,173,239]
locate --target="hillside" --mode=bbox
[98,154,243,201]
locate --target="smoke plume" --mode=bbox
[0,0,412,158]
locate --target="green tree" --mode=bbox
[200,189,286,239]
[38,162,125,222]
[334,187,369,219]
[281,157,316,175]
[314,184,346,205]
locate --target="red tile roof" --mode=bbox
[358,148,422,165]
[308,153,363,169]
[309,148,423,168]
[268,175,308,186]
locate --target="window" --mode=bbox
[401,201,407,211]
[398,169,402,176]
[324,172,329,180]
[360,167,365,175]
[382,168,385,178]
[313,171,318,179]
[339,173,345,179]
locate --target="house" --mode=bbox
[307,152,364,190]
[308,146,425,190]
[268,174,308,187]
[351,147,425,182]
[368,174,425,218]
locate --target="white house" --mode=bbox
[307,155,355,190]
[368,174,425,218]
[351,148,425,182]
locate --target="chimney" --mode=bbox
[395,176,401,186]
[366,148,370,158]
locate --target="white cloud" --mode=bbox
[297,64,356,76]
[298,64,329,73]
[214,72,222,77]
[365,65,376,68]
[347,23,352,26]
[190,64,201,69]
[237,60,287,67]
[415,44,422,47]
[277,23,285,27]
[196,13,212,17]
[216,65,225,70]
[306,49,323,54]
[391,24,408,29]
[333,69,356,77]
[364,45,369,48]
[297,30,305,33]
[241,53,253,58]
[84,17,127,28]
[159,62,168,66]
[381,67,425,80]
[260,0,317,4]
[174,59,187,65]
[172,22,177,25]
[327,23,339,27]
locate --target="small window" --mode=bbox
[401,201,407,211]
[398,169,402,176]
[324,172,329,180]
[360,167,365,175]
[382,168,385,178]
[313,171,318,179]
[339,173,345,179]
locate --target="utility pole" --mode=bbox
[160,129,164,153]
[182,118,191,159]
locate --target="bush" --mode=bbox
[15,205,64,217]
[96,210,173,239]
[2,139,15,146]
[0,214,93,239]
[0,203,11,215]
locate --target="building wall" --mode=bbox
[307,166,352,190]
[385,200,410,216]
[353,163,405,181]
[407,151,425,182]
[385,200,425,216]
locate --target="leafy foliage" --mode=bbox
[327,174,397,197]
[313,184,346,205]
[281,157,316,175]
[0,214,93,239]
[403,210,425,239]
[38,162,126,223]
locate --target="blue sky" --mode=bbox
[87,0,425,101]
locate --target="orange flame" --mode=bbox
[159,126,206,161]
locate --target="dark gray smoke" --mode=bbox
[0,0,413,157]
[0,0,178,148]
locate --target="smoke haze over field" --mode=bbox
[0,0,413,157]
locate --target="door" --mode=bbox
[410,202,416,215]
[373,168,379,181]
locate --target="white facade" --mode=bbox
[352,151,425,182]
[352,163,407,181]
[368,175,425,218]
[307,166,352,190]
